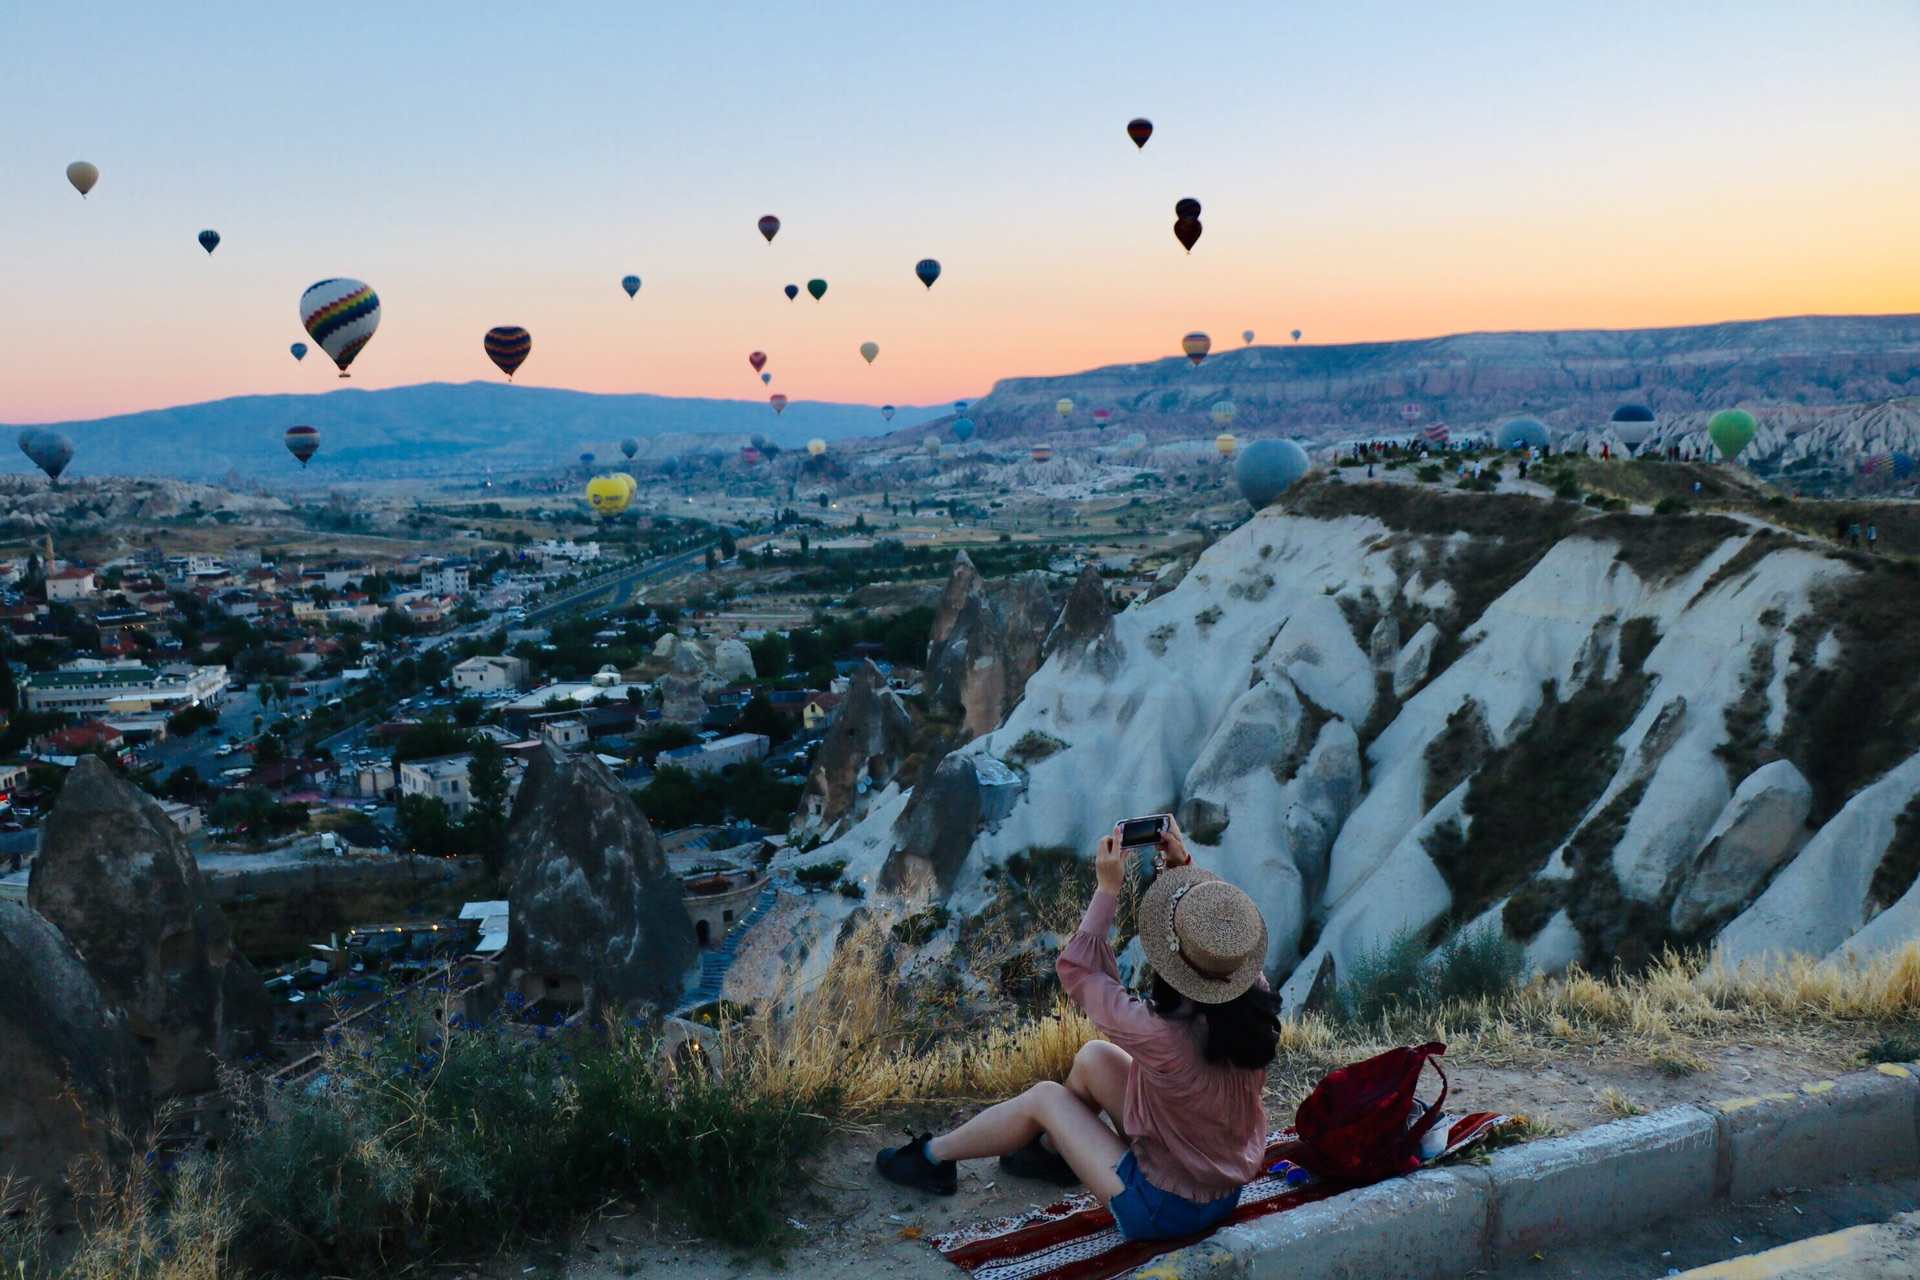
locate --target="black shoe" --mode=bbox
[876,1132,957,1195]
[999,1135,1079,1186]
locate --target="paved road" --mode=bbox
[522,545,711,624]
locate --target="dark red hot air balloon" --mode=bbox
[758,215,781,242]
[749,351,767,373]
[284,424,320,468]
[1174,216,1203,252]
[1175,197,1201,219]
[1127,118,1153,149]
[484,326,532,379]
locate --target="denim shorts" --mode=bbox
[1107,1149,1241,1242]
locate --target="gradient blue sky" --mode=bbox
[4,2,1918,423]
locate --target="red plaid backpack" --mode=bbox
[1291,1041,1449,1183]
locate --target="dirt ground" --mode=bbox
[447,1032,1884,1280]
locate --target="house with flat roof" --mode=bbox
[452,654,530,694]
[398,753,473,815]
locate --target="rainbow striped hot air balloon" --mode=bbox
[1031,443,1054,463]
[1181,332,1211,365]
[484,326,532,379]
[1421,422,1451,446]
[299,279,381,377]
[284,425,320,468]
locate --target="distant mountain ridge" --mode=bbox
[2,383,941,481]
[964,313,1920,441]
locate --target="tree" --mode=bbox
[704,547,719,572]
[0,640,16,714]
[719,529,737,559]
[396,794,463,858]
[738,692,791,745]
[453,696,483,727]
[391,721,477,766]
[464,736,510,881]
[253,734,287,766]
[165,702,219,737]
[747,632,789,679]
[162,765,204,801]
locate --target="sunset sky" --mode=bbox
[4,2,1919,424]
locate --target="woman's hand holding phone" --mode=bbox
[1160,816,1193,870]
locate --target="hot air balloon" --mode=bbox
[784,284,799,301]
[752,433,768,450]
[284,424,320,467]
[916,259,941,289]
[1211,401,1237,427]
[1235,439,1311,507]
[1864,452,1892,477]
[1127,118,1153,148]
[1400,403,1423,426]
[198,229,221,254]
[290,343,308,361]
[1215,432,1238,456]
[1421,423,1451,446]
[860,341,879,364]
[616,439,637,462]
[1031,443,1054,463]
[1708,409,1757,461]
[17,429,74,481]
[952,417,975,442]
[622,275,641,298]
[1242,330,1255,345]
[761,372,772,385]
[1496,417,1550,451]
[585,473,637,514]
[1181,332,1211,365]
[770,394,788,414]
[66,162,98,197]
[1092,408,1111,429]
[749,351,767,374]
[1291,329,1302,342]
[758,215,781,242]
[955,401,969,413]
[1894,451,1916,480]
[807,438,827,456]
[806,279,827,301]
[299,278,381,377]
[484,326,532,379]
[1056,398,1074,420]
[580,452,596,466]
[1610,403,1656,451]
[742,445,764,466]
[881,405,896,421]
[923,437,942,456]
[1174,215,1202,252]
[1175,198,1202,219]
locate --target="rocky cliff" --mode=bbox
[959,313,1920,443]
[30,757,272,1095]
[801,660,916,831]
[924,552,1068,740]
[803,479,1920,1005]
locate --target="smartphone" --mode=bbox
[1117,813,1173,881]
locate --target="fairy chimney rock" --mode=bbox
[29,756,271,1096]
[802,660,916,829]
[494,744,697,1019]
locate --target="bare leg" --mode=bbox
[926,1081,1127,1200]
[1065,1040,1133,1144]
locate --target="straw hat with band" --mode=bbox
[1140,864,1268,1004]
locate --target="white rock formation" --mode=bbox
[1668,760,1812,935]
[712,637,756,683]
[1393,622,1441,699]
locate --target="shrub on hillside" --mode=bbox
[1339,922,1526,1023]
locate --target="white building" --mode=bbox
[451,654,530,694]
[658,733,769,777]
[538,718,590,750]
[532,539,601,563]
[45,567,96,601]
[24,661,228,715]
[421,566,471,596]
[397,753,473,815]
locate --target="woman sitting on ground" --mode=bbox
[877,818,1281,1242]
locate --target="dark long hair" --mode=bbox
[1149,973,1282,1071]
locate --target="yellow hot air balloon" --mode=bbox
[922,437,942,455]
[1055,397,1073,419]
[807,438,827,456]
[1214,432,1238,457]
[1211,401,1237,427]
[859,341,879,364]
[585,472,636,514]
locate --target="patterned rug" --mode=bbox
[929,1112,1511,1280]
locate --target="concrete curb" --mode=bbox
[1131,1062,1920,1279]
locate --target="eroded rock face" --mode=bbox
[1043,564,1123,678]
[657,640,708,725]
[30,757,270,1096]
[0,899,151,1205]
[884,753,988,897]
[1393,621,1441,698]
[494,745,697,1018]
[802,660,916,829]
[712,637,756,683]
[925,552,1066,739]
[1669,760,1812,936]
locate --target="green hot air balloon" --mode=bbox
[1708,409,1757,461]
[806,278,827,301]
